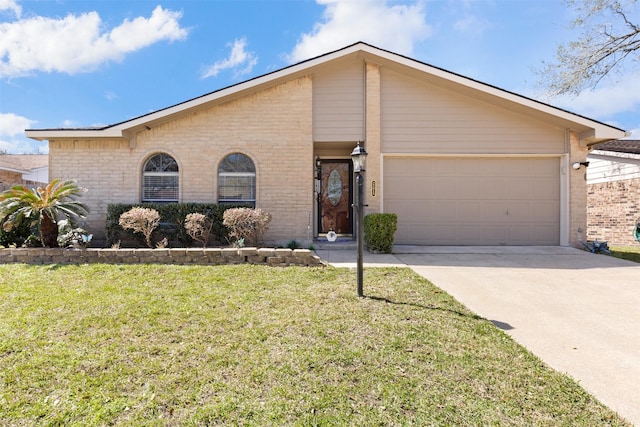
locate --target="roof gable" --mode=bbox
[26,42,626,144]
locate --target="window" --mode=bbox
[218,153,256,206]
[142,153,179,202]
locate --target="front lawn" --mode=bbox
[0,264,629,426]
[609,245,640,263]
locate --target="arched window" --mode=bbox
[142,153,179,202]
[218,153,256,207]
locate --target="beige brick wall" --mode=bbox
[49,77,314,246]
[569,131,588,247]
[365,61,381,213]
[588,178,640,245]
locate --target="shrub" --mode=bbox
[57,219,92,248]
[286,240,301,249]
[223,207,272,247]
[363,213,398,254]
[106,203,239,247]
[185,212,213,247]
[0,219,33,247]
[119,207,160,248]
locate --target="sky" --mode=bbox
[1,0,639,154]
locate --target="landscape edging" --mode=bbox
[0,247,325,267]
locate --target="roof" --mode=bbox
[26,42,627,145]
[591,139,640,155]
[0,154,49,173]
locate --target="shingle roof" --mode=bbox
[0,154,49,172]
[592,140,640,155]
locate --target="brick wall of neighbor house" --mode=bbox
[48,77,314,246]
[0,170,22,186]
[0,170,47,191]
[588,178,640,245]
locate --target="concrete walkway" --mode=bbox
[315,246,640,425]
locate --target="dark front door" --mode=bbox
[319,160,352,234]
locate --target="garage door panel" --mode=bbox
[384,157,560,245]
[533,202,558,220]
[532,225,559,244]
[533,178,559,198]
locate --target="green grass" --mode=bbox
[0,264,629,426]
[609,245,640,263]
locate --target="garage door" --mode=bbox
[383,157,560,245]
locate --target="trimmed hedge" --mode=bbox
[106,203,246,247]
[363,213,398,254]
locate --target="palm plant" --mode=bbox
[0,179,89,247]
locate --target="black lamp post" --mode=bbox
[351,141,368,297]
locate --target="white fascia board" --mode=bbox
[25,128,123,141]
[0,165,28,173]
[589,150,640,161]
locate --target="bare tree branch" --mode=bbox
[538,0,640,96]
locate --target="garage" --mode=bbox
[383,157,560,245]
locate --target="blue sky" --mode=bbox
[1,0,639,154]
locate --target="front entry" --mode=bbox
[318,160,353,235]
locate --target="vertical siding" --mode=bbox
[380,69,565,154]
[313,60,364,142]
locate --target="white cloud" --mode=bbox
[201,38,258,79]
[0,137,48,154]
[0,112,35,137]
[0,0,21,18]
[550,74,640,120]
[453,14,492,34]
[61,119,79,128]
[287,0,431,63]
[0,112,46,153]
[0,5,188,78]
[105,91,119,101]
[622,128,640,139]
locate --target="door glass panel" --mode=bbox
[327,169,343,206]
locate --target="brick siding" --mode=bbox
[49,77,313,246]
[587,178,640,245]
[0,170,48,191]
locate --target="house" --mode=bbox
[25,42,626,247]
[587,140,640,245]
[0,154,49,191]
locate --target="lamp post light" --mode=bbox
[351,141,368,298]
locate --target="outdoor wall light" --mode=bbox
[572,161,590,170]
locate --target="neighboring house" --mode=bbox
[587,140,640,245]
[25,42,626,247]
[0,154,49,191]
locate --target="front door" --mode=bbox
[318,160,352,235]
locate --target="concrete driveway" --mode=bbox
[316,246,640,425]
